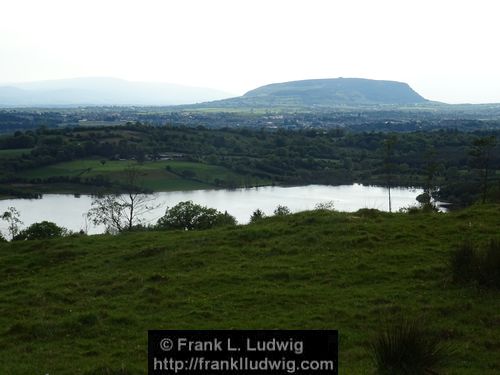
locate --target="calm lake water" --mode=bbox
[0,184,422,235]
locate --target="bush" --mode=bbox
[156,201,236,231]
[416,192,431,204]
[13,221,69,241]
[314,201,335,211]
[451,240,500,289]
[371,317,451,375]
[249,209,266,223]
[273,205,291,216]
[356,208,382,218]
[399,203,438,214]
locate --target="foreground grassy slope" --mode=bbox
[0,205,499,374]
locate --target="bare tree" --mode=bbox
[1,207,23,240]
[87,164,159,233]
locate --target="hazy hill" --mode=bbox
[0,77,233,107]
[196,78,428,108]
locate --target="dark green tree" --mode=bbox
[470,135,496,203]
[13,221,67,241]
[156,201,236,230]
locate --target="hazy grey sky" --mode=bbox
[1,0,499,103]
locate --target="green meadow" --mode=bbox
[0,204,499,374]
[16,159,262,192]
[0,148,32,159]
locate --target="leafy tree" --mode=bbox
[156,201,236,230]
[1,207,23,240]
[13,221,68,241]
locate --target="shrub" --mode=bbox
[399,203,438,214]
[416,192,431,205]
[249,209,266,223]
[371,317,451,375]
[356,208,382,218]
[314,201,335,211]
[156,201,236,231]
[13,221,69,241]
[273,205,291,216]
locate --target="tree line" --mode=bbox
[0,124,498,206]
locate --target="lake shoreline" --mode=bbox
[0,180,427,201]
[0,184,424,235]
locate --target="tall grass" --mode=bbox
[451,240,500,288]
[451,240,479,283]
[479,240,500,288]
[371,317,452,375]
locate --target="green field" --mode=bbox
[0,205,499,374]
[0,148,32,159]
[16,159,262,192]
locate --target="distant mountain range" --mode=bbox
[0,77,233,107]
[197,78,428,108]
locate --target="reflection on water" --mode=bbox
[0,184,422,235]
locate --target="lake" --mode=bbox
[0,184,423,235]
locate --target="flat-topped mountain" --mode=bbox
[198,78,428,108]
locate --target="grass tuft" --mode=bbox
[451,240,478,284]
[480,240,500,288]
[370,317,452,375]
[451,239,500,288]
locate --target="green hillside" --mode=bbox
[1,205,499,374]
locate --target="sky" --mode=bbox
[1,0,500,103]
